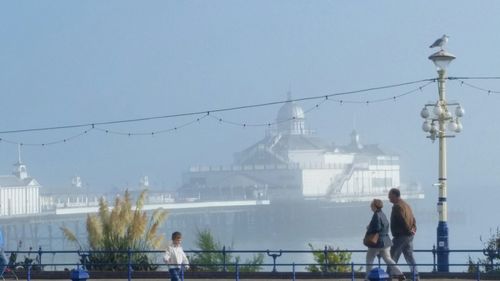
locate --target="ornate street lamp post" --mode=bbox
[420,47,464,272]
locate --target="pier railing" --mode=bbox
[2,247,499,280]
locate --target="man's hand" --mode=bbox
[410,226,416,235]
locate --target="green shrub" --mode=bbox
[189,229,263,272]
[467,227,500,273]
[306,243,352,273]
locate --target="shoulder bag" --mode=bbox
[363,232,379,247]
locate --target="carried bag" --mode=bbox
[363,232,379,247]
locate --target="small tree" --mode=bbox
[468,228,500,273]
[306,243,352,273]
[61,190,168,271]
[189,229,263,272]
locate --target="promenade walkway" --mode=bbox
[0,277,484,281]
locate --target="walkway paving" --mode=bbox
[6,278,480,281]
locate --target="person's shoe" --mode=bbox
[389,274,406,281]
[392,275,406,281]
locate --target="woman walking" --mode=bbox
[364,199,405,281]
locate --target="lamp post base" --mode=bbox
[437,221,449,272]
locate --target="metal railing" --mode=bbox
[2,247,499,280]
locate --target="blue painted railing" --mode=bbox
[2,247,499,281]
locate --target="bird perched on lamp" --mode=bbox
[429,35,449,50]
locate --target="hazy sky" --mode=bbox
[1,1,500,196]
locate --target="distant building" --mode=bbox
[0,157,41,216]
[180,96,420,202]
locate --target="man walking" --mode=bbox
[388,188,418,280]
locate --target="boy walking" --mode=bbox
[163,232,189,281]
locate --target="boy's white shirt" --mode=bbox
[163,243,189,269]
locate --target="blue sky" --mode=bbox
[1,0,500,197]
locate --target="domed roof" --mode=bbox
[276,93,306,135]
[276,100,305,122]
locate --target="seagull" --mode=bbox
[429,34,449,50]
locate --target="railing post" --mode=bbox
[476,261,481,281]
[235,261,240,281]
[489,249,495,269]
[351,262,354,281]
[266,250,282,273]
[432,245,437,272]
[292,262,296,281]
[127,248,132,281]
[38,246,43,269]
[222,245,227,272]
[323,245,329,273]
[27,264,32,281]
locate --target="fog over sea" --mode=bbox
[177,185,498,272]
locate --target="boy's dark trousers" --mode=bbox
[169,268,182,281]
